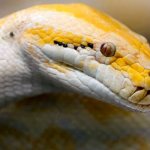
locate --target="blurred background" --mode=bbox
[0,0,150,41]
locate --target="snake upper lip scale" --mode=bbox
[0,3,150,112]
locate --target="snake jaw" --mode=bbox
[20,39,150,112]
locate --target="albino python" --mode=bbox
[0,3,150,149]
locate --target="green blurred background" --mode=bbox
[0,0,149,40]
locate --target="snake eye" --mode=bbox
[100,42,116,57]
[9,32,15,38]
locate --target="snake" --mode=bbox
[1,3,150,149]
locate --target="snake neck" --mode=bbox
[0,40,52,106]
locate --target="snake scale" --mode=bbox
[0,3,150,149]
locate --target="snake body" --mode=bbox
[1,3,150,149]
[0,4,150,111]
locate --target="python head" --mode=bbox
[0,3,150,111]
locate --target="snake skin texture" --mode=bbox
[0,3,150,149]
[0,3,150,111]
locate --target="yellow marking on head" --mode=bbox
[22,4,150,90]
[25,26,93,46]
[112,59,150,89]
[131,63,144,73]
[25,26,150,89]
[127,67,144,87]
[32,4,150,57]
